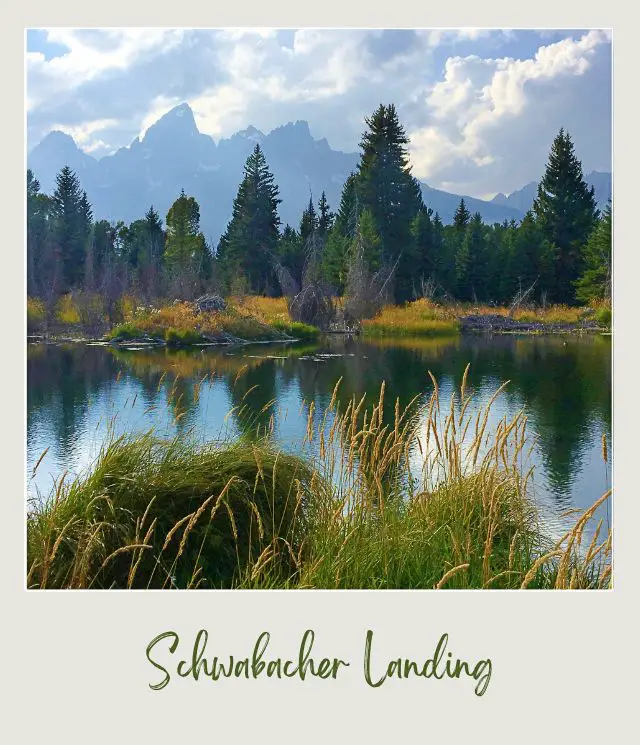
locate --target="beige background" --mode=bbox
[3,4,638,742]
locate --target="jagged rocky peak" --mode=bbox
[143,103,200,143]
[236,125,265,142]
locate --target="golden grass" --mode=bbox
[120,301,278,342]
[231,296,290,325]
[362,299,460,337]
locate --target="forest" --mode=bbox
[26,104,612,331]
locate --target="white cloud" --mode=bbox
[408,30,611,193]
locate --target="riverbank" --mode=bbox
[27,294,612,347]
[27,371,611,590]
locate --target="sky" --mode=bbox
[26,28,612,199]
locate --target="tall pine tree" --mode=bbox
[217,144,281,294]
[533,129,598,304]
[355,104,424,301]
[51,166,91,289]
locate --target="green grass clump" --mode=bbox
[27,434,313,589]
[107,322,147,341]
[165,327,206,346]
[595,306,612,328]
[271,319,320,341]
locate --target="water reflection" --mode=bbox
[27,334,611,536]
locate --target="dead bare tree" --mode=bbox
[508,277,538,318]
[276,230,336,330]
[342,220,398,326]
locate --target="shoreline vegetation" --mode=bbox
[27,294,612,348]
[27,368,612,590]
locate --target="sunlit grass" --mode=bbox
[362,299,460,337]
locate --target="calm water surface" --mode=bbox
[27,334,612,541]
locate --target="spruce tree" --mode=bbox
[354,209,382,273]
[456,213,488,301]
[51,166,90,289]
[217,144,281,294]
[299,197,318,244]
[410,207,434,293]
[453,199,471,231]
[355,104,424,301]
[317,191,334,241]
[533,129,598,303]
[27,170,51,296]
[575,203,612,303]
[277,224,305,288]
[323,174,359,293]
[510,212,548,301]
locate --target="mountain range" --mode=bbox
[27,103,612,245]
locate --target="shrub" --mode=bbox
[27,297,46,333]
[165,327,206,346]
[107,322,147,341]
[271,319,320,341]
[595,306,612,328]
[54,294,81,326]
[72,291,106,332]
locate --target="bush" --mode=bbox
[107,322,147,341]
[271,319,320,341]
[27,297,46,333]
[595,306,612,328]
[165,327,206,346]
[72,291,106,332]
[54,294,81,326]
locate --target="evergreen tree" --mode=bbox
[217,144,281,294]
[453,199,471,231]
[456,213,488,301]
[141,206,165,297]
[299,197,318,244]
[575,203,612,303]
[322,174,359,293]
[410,207,434,293]
[355,104,424,301]
[430,212,453,293]
[509,212,548,300]
[533,129,598,303]
[317,191,334,241]
[277,224,305,288]
[164,190,207,296]
[50,166,90,289]
[27,170,51,296]
[354,209,382,273]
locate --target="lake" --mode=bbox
[26,333,612,542]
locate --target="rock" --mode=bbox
[193,294,227,313]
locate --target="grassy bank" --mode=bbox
[27,368,611,590]
[28,294,319,344]
[361,299,460,337]
[28,293,610,345]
